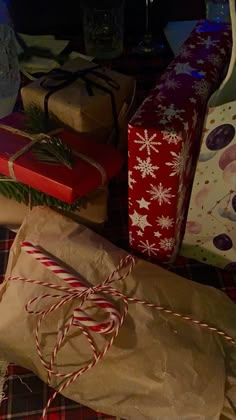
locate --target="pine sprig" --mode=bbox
[0,176,86,212]
[24,105,60,134]
[0,105,86,211]
[33,136,74,169]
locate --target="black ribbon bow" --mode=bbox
[40,65,120,146]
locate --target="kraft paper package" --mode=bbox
[0,207,235,420]
[0,187,108,231]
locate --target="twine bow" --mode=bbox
[40,65,120,147]
[0,124,107,186]
[8,241,236,420]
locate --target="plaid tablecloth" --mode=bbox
[0,41,235,420]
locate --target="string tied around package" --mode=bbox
[8,241,236,420]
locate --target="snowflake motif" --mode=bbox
[207,53,222,67]
[179,46,192,59]
[154,91,166,103]
[137,230,144,237]
[193,79,210,100]
[128,171,136,190]
[129,231,133,245]
[138,240,159,257]
[134,157,159,178]
[160,237,175,251]
[174,62,196,75]
[163,130,182,145]
[142,95,155,105]
[130,210,151,231]
[156,103,185,124]
[189,44,196,49]
[156,215,174,230]
[148,182,175,205]
[192,109,198,128]
[133,107,145,122]
[162,129,182,145]
[165,76,181,90]
[154,231,162,238]
[189,97,197,104]
[134,129,161,155]
[183,121,189,132]
[166,142,188,177]
[197,36,219,49]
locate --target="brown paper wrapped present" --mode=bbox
[0,187,108,230]
[0,207,236,420]
[21,57,135,147]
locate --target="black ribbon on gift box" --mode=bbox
[40,65,120,146]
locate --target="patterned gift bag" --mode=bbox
[181,0,236,270]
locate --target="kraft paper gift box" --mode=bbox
[0,112,123,203]
[128,21,232,263]
[0,207,235,420]
[0,187,108,230]
[21,56,136,147]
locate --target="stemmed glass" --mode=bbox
[135,0,164,55]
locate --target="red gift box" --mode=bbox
[128,21,232,263]
[0,112,123,203]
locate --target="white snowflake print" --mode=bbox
[133,107,145,123]
[183,121,189,132]
[128,170,136,190]
[193,79,210,100]
[154,231,162,238]
[160,237,175,251]
[137,230,144,237]
[134,157,159,178]
[130,210,151,231]
[157,215,174,229]
[179,46,192,59]
[162,129,182,145]
[148,182,175,205]
[166,141,189,177]
[129,231,134,245]
[134,129,161,155]
[138,240,159,257]
[207,53,222,67]
[154,91,166,102]
[165,76,181,90]
[197,36,219,49]
[189,44,196,49]
[156,103,185,125]
[174,62,196,75]
[189,97,197,104]
[192,109,198,128]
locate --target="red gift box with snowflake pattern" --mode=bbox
[128,21,231,263]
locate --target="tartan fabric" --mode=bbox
[0,40,235,420]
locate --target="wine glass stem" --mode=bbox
[145,0,151,34]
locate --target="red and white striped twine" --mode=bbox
[8,241,236,420]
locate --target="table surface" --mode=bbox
[0,33,235,420]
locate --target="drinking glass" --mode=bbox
[82,0,125,60]
[134,0,164,55]
[205,0,230,23]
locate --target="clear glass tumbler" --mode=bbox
[205,0,230,23]
[82,0,125,60]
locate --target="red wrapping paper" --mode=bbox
[0,113,123,203]
[128,21,232,263]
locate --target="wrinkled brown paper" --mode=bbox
[21,57,135,146]
[0,187,108,229]
[0,207,235,420]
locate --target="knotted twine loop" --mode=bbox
[40,65,120,147]
[0,124,107,185]
[8,241,236,420]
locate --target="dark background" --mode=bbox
[9,0,205,38]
